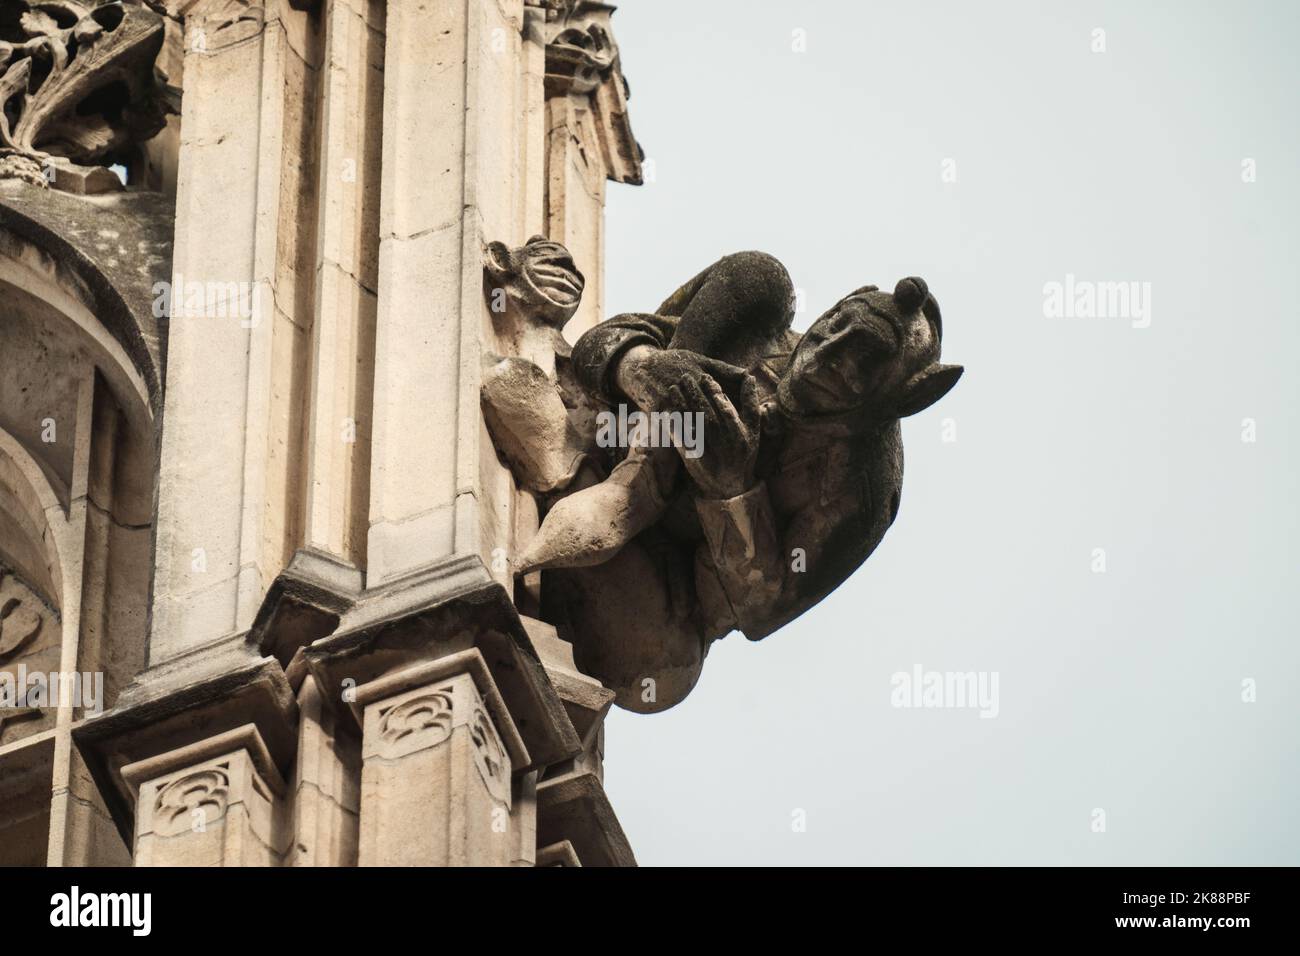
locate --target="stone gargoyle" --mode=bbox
[482,238,963,713]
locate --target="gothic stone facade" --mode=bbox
[0,0,640,867]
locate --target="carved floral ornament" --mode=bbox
[0,567,49,665]
[376,690,455,751]
[468,706,509,803]
[154,764,231,836]
[0,0,170,185]
[369,682,512,805]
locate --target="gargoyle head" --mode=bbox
[778,277,963,425]
[485,235,585,329]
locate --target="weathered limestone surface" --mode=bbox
[287,672,360,867]
[352,653,524,866]
[122,725,290,866]
[482,253,964,712]
[0,0,967,870]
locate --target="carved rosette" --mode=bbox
[360,673,515,811]
[374,690,454,754]
[468,705,509,804]
[153,763,232,836]
[0,567,59,742]
[0,0,170,184]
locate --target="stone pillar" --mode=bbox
[121,725,288,867]
[350,651,527,866]
[365,0,529,587]
[72,0,316,866]
[150,0,322,660]
[302,0,384,567]
[288,673,360,867]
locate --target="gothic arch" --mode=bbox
[0,190,166,865]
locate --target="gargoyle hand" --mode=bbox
[666,367,761,500]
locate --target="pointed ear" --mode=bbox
[484,241,513,279]
[894,363,963,418]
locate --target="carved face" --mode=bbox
[780,277,962,421]
[519,238,585,318]
[486,236,585,328]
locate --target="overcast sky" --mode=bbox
[599,0,1300,865]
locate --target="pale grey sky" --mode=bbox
[600,0,1300,865]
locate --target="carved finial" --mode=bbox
[543,0,619,95]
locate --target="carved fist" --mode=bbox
[617,347,749,416]
[663,361,762,500]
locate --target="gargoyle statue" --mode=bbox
[482,243,962,712]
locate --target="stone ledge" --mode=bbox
[537,769,635,867]
[304,553,583,773]
[71,642,297,845]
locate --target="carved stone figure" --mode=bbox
[481,244,963,712]
[0,0,170,185]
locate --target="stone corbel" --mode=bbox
[302,556,582,774]
[536,768,634,867]
[71,635,299,847]
[246,547,363,667]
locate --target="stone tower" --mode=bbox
[0,0,641,867]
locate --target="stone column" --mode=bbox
[72,0,317,865]
[350,650,527,866]
[121,725,289,867]
[150,0,322,660]
[365,0,530,587]
[288,673,360,866]
[302,0,384,567]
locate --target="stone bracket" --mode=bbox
[247,547,363,666]
[303,554,582,773]
[71,643,298,846]
[537,769,635,867]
